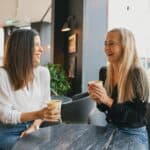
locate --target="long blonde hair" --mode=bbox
[105,28,149,103]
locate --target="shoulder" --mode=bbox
[35,66,50,79]
[37,66,50,74]
[130,66,147,80]
[99,66,107,81]
[131,66,142,73]
[0,67,11,89]
[100,66,107,73]
[131,66,149,101]
[130,66,148,89]
[0,67,9,80]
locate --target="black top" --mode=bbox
[97,67,149,128]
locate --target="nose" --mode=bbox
[39,45,43,52]
[104,44,110,52]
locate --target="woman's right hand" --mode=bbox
[37,105,61,122]
[88,82,113,107]
[88,84,101,104]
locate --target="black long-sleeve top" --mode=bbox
[97,67,149,128]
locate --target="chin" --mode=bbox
[33,61,40,67]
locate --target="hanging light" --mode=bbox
[61,16,76,32]
[61,22,71,32]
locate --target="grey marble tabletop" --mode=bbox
[12,124,107,150]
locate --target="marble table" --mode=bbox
[12,124,107,150]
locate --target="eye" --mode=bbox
[104,42,115,46]
[104,41,120,47]
[108,42,115,46]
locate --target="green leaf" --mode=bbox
[45,63,71,96]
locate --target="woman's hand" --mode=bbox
[37,105,61,122]
[20,124,38,138]
[88,83,113,107]
[20,105,61,123]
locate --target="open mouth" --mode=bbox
[107,53,113,57]
[35,54,41,57]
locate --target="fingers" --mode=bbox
[88,84,105,103]
[42,107,61,122]
[88,83,106,98]
[44,113,61,120]
[20,131,29,138]
[45,108,60,115]
[20,132,25,138]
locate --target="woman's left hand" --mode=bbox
[88,83,113,107]
[20,124,38,138]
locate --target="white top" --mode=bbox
[0,66,51,124]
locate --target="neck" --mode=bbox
[112,63,119,73]
[112,63,119,86]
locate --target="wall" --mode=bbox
[40,23,51,65]
[53,0,108,95]
[54,0,68,65]
[31,22,51,65]
[67,0,83,94]
[82,0,108,92]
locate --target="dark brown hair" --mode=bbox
[4,29,39,90]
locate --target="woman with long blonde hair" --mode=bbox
[88,28,149,149]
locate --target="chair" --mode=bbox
[61,95,95,123]
[51,88,72,104]
[71,92,89,100]
[88,107,107,127]
[145,103,150,144]
[71,92,107,126]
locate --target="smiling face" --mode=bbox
[104,31,123,64]
[33,35,43,67]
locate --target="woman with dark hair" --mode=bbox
[88,28,149,149]
[0,29,60,150]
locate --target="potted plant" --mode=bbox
[45,63,71,96]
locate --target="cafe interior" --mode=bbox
[0,0,150,149]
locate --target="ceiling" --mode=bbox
[0,0,52,27]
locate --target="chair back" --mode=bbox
[145,103,150,144]
[61,96,95,123]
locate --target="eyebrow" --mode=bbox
[104,40,120,43]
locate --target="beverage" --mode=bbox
[46,99,62,122]
[47,99,62,111]
[88,80,103,101]
[88,80,103,87]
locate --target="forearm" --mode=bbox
[30,119,44,130]
[97,97,113,112]
[97,103,109,112]
[20,110,41,123]
[20,119,44,138]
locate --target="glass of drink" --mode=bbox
[88,80,103,87]
[88,80,103,100]
[46,99,62,123]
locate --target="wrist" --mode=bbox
[33,124,40,130]
[36,110,43,120]
[106,98,113,108]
